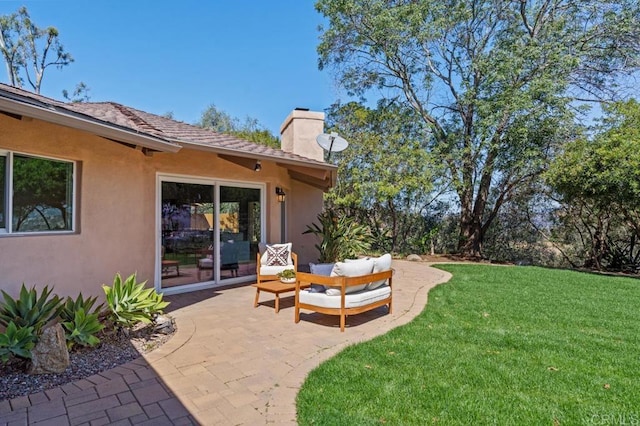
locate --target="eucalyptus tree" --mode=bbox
[546,100,640,270]
[325,101,443,253]
[198,104,280,148]
[0,6,73,93]
[316,0,640,257]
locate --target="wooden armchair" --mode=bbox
[256,243,297,285]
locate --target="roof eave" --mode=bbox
[0,95,181,153]
[175,139,338,171]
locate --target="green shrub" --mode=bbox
[0,322,36,363]
[304,209,372,262]
[0,284,63,335]
[102,273,170,328]
[277,269,296,279]
[61,308,103,350]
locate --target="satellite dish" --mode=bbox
[316,132,349,159]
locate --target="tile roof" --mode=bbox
[0,83,333,169]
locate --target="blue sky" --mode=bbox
[0,1,342,136]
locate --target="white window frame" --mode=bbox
[0,150,77,236]
[156,173,266,295]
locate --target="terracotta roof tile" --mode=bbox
[0,83,331,168]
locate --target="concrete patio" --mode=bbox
[0,261,451,425]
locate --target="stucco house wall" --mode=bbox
[0,114,156,299]
[0,112,325,300]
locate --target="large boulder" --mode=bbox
[29,323,69,374]
[406,254,422,262]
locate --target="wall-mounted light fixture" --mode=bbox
[276,187,286,203]
[254,160,262,172]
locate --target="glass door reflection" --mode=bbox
[161,181,214,288]
[219,186,260,280]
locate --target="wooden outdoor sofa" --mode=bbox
[294,255,393,332]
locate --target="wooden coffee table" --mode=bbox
[252,280,309,313]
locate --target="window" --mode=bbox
[0,152,75,234]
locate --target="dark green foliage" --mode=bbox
[304,209,371,262]
[546,100,640,270]
[198,104,280,148]
[102,273,170,328]
[316,0,640,257]
[324,101,444,255]
[0,284,63,335]
[61,308,103,350]
[0,322,36,363]
[60,293,103,320]
[59,293,104,350]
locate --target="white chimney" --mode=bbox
[280,108,325,162]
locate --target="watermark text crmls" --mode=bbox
[588,413,640,425]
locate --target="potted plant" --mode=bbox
[277,269,296,284]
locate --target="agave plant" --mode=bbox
[60,293,104,321]
[0,284,63,335]
[61,308,104,350]
[59,293,105,349]
[0,322,36,363]
[102,273,170,328]
[303,209,372,263]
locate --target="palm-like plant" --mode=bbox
[304,209,371,263]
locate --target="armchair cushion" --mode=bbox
[198,258,213,268]
[259,265,293,276]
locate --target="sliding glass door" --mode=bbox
[219,186,261,281]
[159,177,262,291]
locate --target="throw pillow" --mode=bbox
[309,262,335,293]
[265,245,289,266]
[325,258,374,296]
[309,262,335,276]
[260,243,292,266]
[368,253,392,290]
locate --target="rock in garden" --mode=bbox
[406,254,422,261]
[154,314,175,334]
[29,323,70,374]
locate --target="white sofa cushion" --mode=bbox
[299,285,390,309]
[259,265,292,276]
[368,253,392,290]
[326,258,375,296]
[344,257,369,262]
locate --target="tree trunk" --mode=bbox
[458,216,483,258]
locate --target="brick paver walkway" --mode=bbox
[0,261,450,425]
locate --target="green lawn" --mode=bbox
[296,265,640,425]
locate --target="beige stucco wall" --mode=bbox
[0,115,317,299]
[289,180,325,268]
[280,109,325,162]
